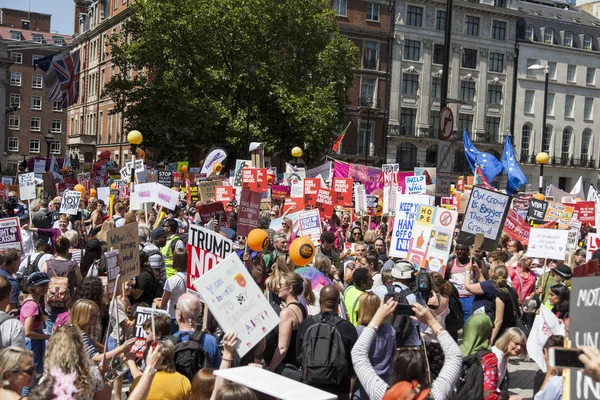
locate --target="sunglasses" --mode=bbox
[12,367,35,376]
[270,214,277,217]
[237,236,246,241]
[281,223,288,227]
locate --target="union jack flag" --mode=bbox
[34,50,80,108]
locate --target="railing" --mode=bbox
[388,126,439,138]
[359,97,381,108]
[470,132,504,144]
[518,155,596,168]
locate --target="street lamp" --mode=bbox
[291,146,302,167]
[536,151,549,194]
[127,130,143,191]
[44,131,55,159]
[528,63,550,158]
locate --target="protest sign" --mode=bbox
[574,201,596,225]
[332,178,352,207]
[271,185,291,200]
[382,164,399,186]
[196,202,226,225]
[237,189,262,237]
[193,253,280,357]
[241,168,267,192]
[315,188,334,220]
[389,195,432,259]
[405,175,426,195]
[34,160,45,173]
[199,180,223,203]
[543,201,573,226]
[0,217,22,253]
[527,228,569,260]
[97,187,110,205]
[283,197,305,215]
[105,249,120,296]
[59,190,82,215]
[458,186,510,252]
[573,259,599,278]
[407,205,457,275]
[106,222,140,282]
[298,209,322,245]
[187,225,233,290]
[215,186,234,205]
[567,228,579,250]
[290,181,303,198]
[134,182,156,204]
[153,183,179,210]
[158,171,173,187]
[586,233,600,261]
[304,178,320,208]
[382,185,398,216]
[354,184,367,214]
[527,306,565,372]
[134,306,170,338]
[503,209,530,245]
[526,198,548,225]
[233,160,252,187]
[18,173,36,201]
[180,183,199,203]
[366,195,378,210]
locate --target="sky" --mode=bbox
[1,0,73,35]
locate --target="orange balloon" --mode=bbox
[136,147,145,159]
[533,193,545,201]
[89,188,97,198]
[171,187,179,192]
[289,236,315,267]
[213,162,223,174]
[267,175,274,184]
[74,184,86,196]
[247,229,269,252]
[180,165,188,173]
[110,183,117,189]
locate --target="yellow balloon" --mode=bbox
[127,130,143,145]
[533,193,545,201]
[289,236,315,267]
[291,146,303,158]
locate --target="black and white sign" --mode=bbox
[158,171,173,187]
[18,173,36,201]
[134,306,170,338]
[59,190,82,215]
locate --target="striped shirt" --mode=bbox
[351,328,463,400]
[82,332,98,359]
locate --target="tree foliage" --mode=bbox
[104,0,359,164]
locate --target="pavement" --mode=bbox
[507,358,541,400]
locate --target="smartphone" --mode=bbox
[548,348,585,369]
[383,294,416,316]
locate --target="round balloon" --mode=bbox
[289,237,315,267]
[110,183,117,189]
[89,188,97,198]
[247,229,269,252]
[74,184,86,196]
[533,193,545,201]
[213,162,223,174]
[180,165,188,173]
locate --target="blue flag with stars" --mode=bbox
[502,135,528,194]
[462,129,503,182]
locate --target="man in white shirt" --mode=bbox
[0,275,25,348]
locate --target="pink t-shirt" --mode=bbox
[448,258,472,298]
[508,266,536,302]
[19,300,44,331]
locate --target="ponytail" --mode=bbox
[302,278,315,306]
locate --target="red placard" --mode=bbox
[283,197,305,214]
[241,168,256,191]
[196,201,226,224]
[503,209,530,245]
[255,168,268,192]
[332,178,352,207]
[271,185,291,200]
[214,186,234,206]
[237,189,262,237]
[574,201,596,225]
[316,188,334,220]
[304,178,320,208]
[573,259,599,277]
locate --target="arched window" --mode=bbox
[564,31,573,47]
[544,28,554,44]
[425,144,438,167]
[542,125,552,153]
[581,128,592,161]
[521,124,532,161]
[396,143,417,170]
[584,35,593,50]
[454,148,471,173]
[561,127,572,164]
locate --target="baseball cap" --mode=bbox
[554,264,572,279]
[391,260,415,280]
[150,228,166,241]
[382,259,395,272]
[27,272,50,287]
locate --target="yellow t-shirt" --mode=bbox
[130,371,191,400]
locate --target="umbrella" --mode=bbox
[295,266,332,291]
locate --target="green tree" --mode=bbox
[105,0,359,164]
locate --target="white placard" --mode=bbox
[527,306,565,372]
[298,209,322,246]
[33,160,46,173]
[59,190,82,215]
[134,182,157,204]
[97,187,110,205]
[290,182,303,198]
[18,173,36,201]
[405,175,426,195]
[354,184,367,214]
[389,195,433,259]
[586,232,600,261]
[192,253,280,357]
[130,191,142,211]
[154,183,179,210]
[527,228,569,260]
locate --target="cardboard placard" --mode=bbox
[106,222,140,282]
[237,189,262,237]
[18,173,36,201]
[586,233,600,261]
[354,183,367,214]
[196,202,226,225]
[186,225,233,290]
[59,190,82,215]
[543,201,574,226]
[315,188,334,220]
[215,186,234,205]
[154,183,179,210]
[158,171,173,187]
[332,178,352,207]
[283,197,305,215]
[303,178,320,208]
[105,249,120,296]
[198,180,223,203]
[134,306,170,338]
[405,175,426,195]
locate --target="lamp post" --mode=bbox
[536,151,549,194]
[44,131,55,159]
[127,130,143,192]
[528,64,549,156]
[246,61,256,158]
[291,146,302,167]
[361,97,374,166]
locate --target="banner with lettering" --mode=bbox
[187,225,233,290]
[106,222,140,282]
[237,189,261,237]
[332,160,382,194]
[303,178,320,208]
[503,209,530,245]
[315,188,334,220]
[389,195,433,259]
[332,178,352,207]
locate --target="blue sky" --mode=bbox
[1,0,73,34]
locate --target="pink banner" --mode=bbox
[332,161,382,194]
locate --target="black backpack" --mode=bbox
[167,330,211,380]
[453,349,491,400]
[445,284,464,333]
[19,253,44,294]
[300,314,348,386]
[385,285,415,347]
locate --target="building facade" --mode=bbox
[2,8,70,173]
[514,0,600,191]
[387,0,522,180]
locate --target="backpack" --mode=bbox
[385,285,415,347]
[19,253,44,294]
[47,261,75,309]
[445,284,464,333]
[452,350,491,400]
[300,314,348,386]
[167,330,211,381]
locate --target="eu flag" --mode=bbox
[502,135,528,194]
[462,129,503,182]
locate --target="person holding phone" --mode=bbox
[534,335,565,400]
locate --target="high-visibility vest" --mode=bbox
[161,235,181,278]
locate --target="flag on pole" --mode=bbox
[331,122,351,152]
[62,151,71,170]
[34,50,81,108]
[501,135,528,194]
[462,129,503,182]
[475,167,495,190]
[570,176,584,199]
[49,156,63,182]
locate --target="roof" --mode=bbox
[517,0,600,27]
[0,26,72,45]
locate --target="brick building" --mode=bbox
[2,8,71,173]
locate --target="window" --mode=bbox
[585,97,594,120]
[526,58,537,77]
[31,33,43,43]
[492,21,506,40]
[460,81,476,102]
[561,32,573,47]
[32,55,43,66]
[489,52,504,73]
[366,3,380,21]
[544,28,554,44]
[50,141,61,155]
[31,96,42,110]
[400,108,417,136]
[433,44,444,65]
[429,112,440,137]
[581,129,592,159]
[53,37,65,46]
[485,117,501,141]
[525,25,534,41]
[546,93,555,116]
[10,31,21,41]
[561,128,572,160]
[51,120,62,133]
[53,100,62,111]
[487,84,502,105]
[29,140,40,154]
[521,124,532,158]
[8,116,19,130]
[30,117,41,132]
[9,94,20,109]
[548,62,557,79]
[458,114,474,137]
[431,77,442,98]
[542,126,552,153]
[584,35,593,50]
[587,67,595,85]
[436,11,446,31]
[462,48,477,69]
[565,95,574,118]
[360,77,376,105]
[363,41,378,70]
[10,52,22,64]
[567,65,576,82]
[455,149,471,173]
[524,90,534,113]
[7,138,18,152]
[466,16,480,36]
[396,143,417,170]
[407,6,423,27]
[32,74,42,89]
[402,74,419,95]
[358,121,374,155]
[333,0,347,16]
[10,72,21,86]
[404,40,421,61]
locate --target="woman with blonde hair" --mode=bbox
[265,255,294,306]
[363,230,377,251]
[95,219,115,243]
[314,256,343,292]
[492,327,528,395]
[0,347,34,400]
[281,217,297,251]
